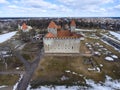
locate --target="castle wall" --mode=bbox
[43,38,80,53]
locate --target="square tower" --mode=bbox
[70,20,76,32]
[48,21,58,36]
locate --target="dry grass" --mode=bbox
[0,75,19,85]
[80,41,90,54]
[32,56,105,87]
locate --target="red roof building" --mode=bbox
[45,20,82,38]
[22,23,27,30]
[70,20,76,26]
[43,20,83,53]
[48,21,58,28]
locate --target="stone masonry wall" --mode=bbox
[43,38,80,53]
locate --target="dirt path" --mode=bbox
[16,48,44,90]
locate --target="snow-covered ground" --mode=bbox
[86,76,120,90]
[105,56,114,61]
[0,31,17,43]
[0,85,7,88]
[13,74,23,90]
[109,31,120,40]
[27,75,120,90]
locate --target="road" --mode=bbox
[15,48,44,90]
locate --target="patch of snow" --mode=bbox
[0,85,7,88]
[88,68,96,71]
[109,31,120,40]
[99,45,103,48]
[87,44,92,48]
[86,76,120,90]
[89,48,92,50]
[94,51,101,56]
[13,74,23,90]
[28,85,86,90]
[79,74,83,77]
[27,75,120,90]
[102,48,107,51]
[65,70,71,73]
[0,31,17,43]
[3,54,11,57]
[95,43,100,46]
[88,67,100,72]
[85,43,89,45]
[0,51,7,54]
[100,64,103,67]
[105,57,114,61]
[16,67,20,70]
[61,76,69,81]
[96,67,100,72]
[111,55,118,59]
[72,72,77,75]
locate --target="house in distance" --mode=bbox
[18,23,32,32]
[43,20,83,53]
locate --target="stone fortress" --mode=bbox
[43,20,83,53]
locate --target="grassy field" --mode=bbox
[0,74,19,86]
[31,54,120,88]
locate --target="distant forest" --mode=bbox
[0,18,120,32]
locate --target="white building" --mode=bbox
[43,20,83,53]
[18,23,32,32]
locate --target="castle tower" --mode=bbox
[70,20,76,32]
[48,21,58,36]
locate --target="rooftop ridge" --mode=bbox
[48,21,58,28]
[70,20,76,26]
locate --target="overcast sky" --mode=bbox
[0,0,120,17]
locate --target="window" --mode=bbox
[48,44,49,50]
[72,46,73,49]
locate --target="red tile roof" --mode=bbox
[45,30,82,38]
[45,21,83,38]
[48,21,58,28]
[45,32,55,38]
[70,20,76,26]
[57,30,71,37]
[22,23,27,30]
